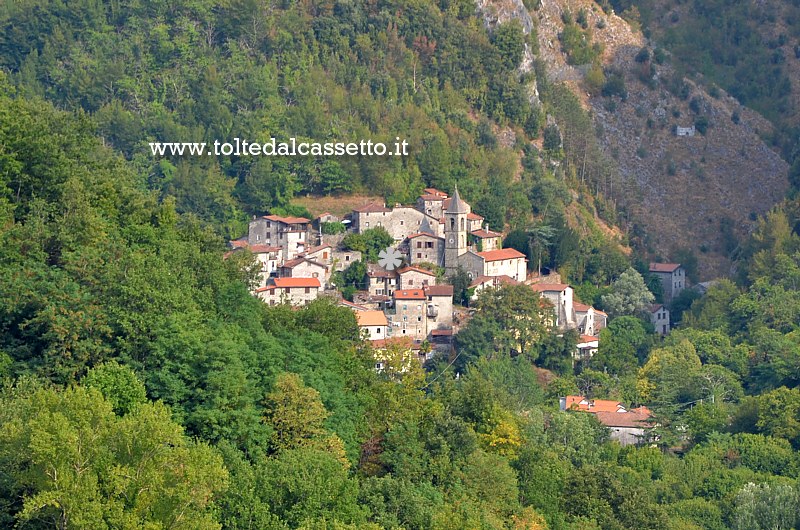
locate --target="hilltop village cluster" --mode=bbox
[228,187,688,444]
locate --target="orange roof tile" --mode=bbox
[393,289,426,300]
[355,310,388,327]
[595,410,654,428]
[424,285,454,296]
[424,188,448,197]
[397,265,437,276]
[471,229,502,238]
[467,212,484,220]
[649,262,681,273]
[273,277,321,288]
[531,283,570,292]
[477,248,526,262]
[264,214,310,224]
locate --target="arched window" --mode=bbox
[450,217,455,231]
[460,218,465,231]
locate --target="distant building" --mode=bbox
[366,264,398,298]
[531,283,577,330]
[356,310,389,341]
[575,335,599,361]
[560,396,655,446]
[649,304,670,335]
[247,215,311,261]
[469,275,521,300]
[574,302,607,337]
[675,125,695,137]
[255,277,321,306]
[279,256,328,284]
[397,265,437,290]
[649,262,686,302]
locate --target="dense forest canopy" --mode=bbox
[1,0,800,529]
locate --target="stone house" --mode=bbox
[255,277,321,306]
[559,395,655,447]
[397,265,437,290]
[649,262,686,302]
[424,285,454,334]
[531,283,577,330]
[331,249,361,272]
[574,302,607,337]
[352,203,441,241]
[469,229,502,252]
[405,231,444,266]
[247,214,311,261]
[366,263,398,297]
[649,304,670,335]
[389,288,428,340]
[278,257,329,284]
[468,275,521,300]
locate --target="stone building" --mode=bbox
[352,203,441,242]
[366,263,397,297]
[649,304,670,335]
[255,277,321,306]
[278,257,329,284]
[356,310,389,342]
[247,214,311,261]
[531,283,577,330]
[649,262,686,302]
[574,302,607,337]
[405,231,444,266]
[397,266,437,290]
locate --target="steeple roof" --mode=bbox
[445,185,469,214]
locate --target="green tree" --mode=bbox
[601,268,655,317]
[82,360,147,415]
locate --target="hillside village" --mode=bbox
[227,187,683,368]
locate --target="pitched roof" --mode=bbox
[471,229,502,238]
[419,193,446,201]
[397,265,437,276]
[406,232,443,240]
[367,264,396,278]
[578,335,599,345]
[353,202,391,213]
[264,214,310,224]
[564,396,627,413]
[424,188,448,198]
[531,283,570,292]
[649,262,681,273]
[477,248,526,262]
[574,302,592,312]
[230,238,249,249]
[393,289,426,300]
[445,186,470,214]
[303,244,332,254]
[424,285,454,297]
[355,310,388,327]
[467,212,484,221]
[280,257,327,269]
[649,303,664,313]
[372,337,419,350]
[248,244,282,253]
[430,329,454,336]
[338,299,368,311]
[595,410,654,428]
[273,277,321,288]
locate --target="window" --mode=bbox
[403,305,407,311]
[417,253,422,259]
[376,328,382,334]
[378,222,382,226]
[417,242,422,248]
[323,252,329,259]
[345,255,350,261]
[408,279,413,285]
[403,316,408,321]
[304,287,310,294]
[417,316,421,322]
[365,222,370,228]
[400,220,404,226]
[313,272,319,278]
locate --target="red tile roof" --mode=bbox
[355,310,389,327]
[419,193,446,201]
[531,283,570,292]
[397,265,437,276]
[564,396,627,413]
[424,285,454,296]
[471,229,502,238]
[649,262,681,273]
[424,188,448,198]
[230,239,249,249]
[367,264,396,278]
[595,410,654,428]
[353,202,391,213]
[303,244,332,254]
[264,214,310,224]
[372,337,419,350]
[338,299,368,311]
[467,212,484,220]
[393,289,426,300]
[578,335,599,344]
[477,248,526,262]
[249,244,282,254]
[574,302,592,312]
[280,257,326,269]
[649,303,664,313]
[430,329,454,336]
[273,277,321,288]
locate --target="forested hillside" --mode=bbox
[3,0,800,529]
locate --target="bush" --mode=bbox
[695,116,709,135]
[321,221,346,235]
[602,73,627,99]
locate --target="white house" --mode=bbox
[255,277,321,306]
[649,304,670,335]
[355,310,389,342]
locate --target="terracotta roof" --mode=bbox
[355,310,389,327]
[425,285,454,297]
[649,303,664,313]
[353,202,391,213]
[273,277,321,288]
[315,212,332,218]
[367,264,396,278]
[397,265,436,276]
[574,302,592,312]
[424,188,448,197]
[281,257,326,269]
[304,244,332,254]
[430,329,454,336]
[594,309,608,316]
[470,229,502,238]
[595,410,654,428]
[578,335,599,344]
[338,299,368,311]
[372,337,419,350]
[649,262,681,273]
[230,239,249,249]
[531,283,570,292]
[564,396,627,413]
[249,244,282,253]
[393,289,426,300]
[419,193,446,201]
[477,248,526,262]
[467,212,484,220]
[264,214,310,224]
[406,232,443,240]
